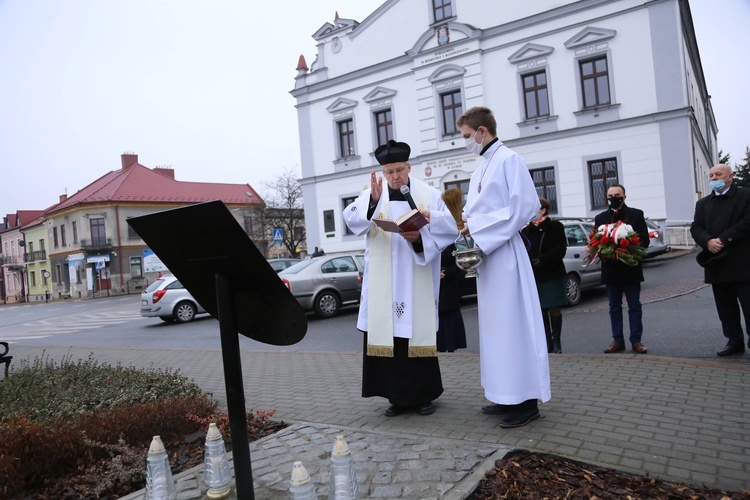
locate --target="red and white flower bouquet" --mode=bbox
[585,221,647,267]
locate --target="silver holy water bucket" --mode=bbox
[452,234,483,278]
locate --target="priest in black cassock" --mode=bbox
[343,140,456,417]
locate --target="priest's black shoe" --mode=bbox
[417,402,435,416]
[481,403,515,415]
[717,344,745,357]
[384,405,404,417]
[499,399,540,428]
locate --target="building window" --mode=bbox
[588,158,618,210]
[444,180,470,207]
[374,109,393,147]
[27,241,34,256]
[580,55,610,108]
[55,264,62,284]
[522,71,550,119]
[341,196,358,236]
[323,210,335,233]
[127,222,139,239]
[29,271,36,287]
[433,0,452,23]
[530,167,558,213]
[243,216,255,238]
[337,119,355,158]
[40,239,45,252]
[440,89,463,136]
[53,227,59,248]
[130,257,143,278]
[72,221,78,243]
[42,269,49,286]
[90,218,106,246]
[60,225,67,246]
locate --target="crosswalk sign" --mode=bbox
[272,228,284,242]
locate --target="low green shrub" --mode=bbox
[1,352,205,422]
[0,353,225,498]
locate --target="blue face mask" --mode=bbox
[709,180,726,192]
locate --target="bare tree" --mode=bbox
[259,168,306,257]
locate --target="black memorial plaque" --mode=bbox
[127,199,306,345]
[128,200,308,499]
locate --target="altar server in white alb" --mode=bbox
[456,106,551,428]
[343,140,455,418]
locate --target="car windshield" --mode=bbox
[144,279,166,293]
[279,259,316,275]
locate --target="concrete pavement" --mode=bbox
[8,344,749,498]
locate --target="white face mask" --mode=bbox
[464,130,484,155]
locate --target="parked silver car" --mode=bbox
[455,220,602,306]
[279,253,365,318]
[644,219,671,258]
[267,258,301,273]
[562,220,603,306]
[140,275,207,323]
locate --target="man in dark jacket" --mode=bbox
[594,184,650,354]
[690,164,750,357]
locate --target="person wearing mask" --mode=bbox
[595,185,650,354]
[437,243,468,353]
[521,197,568,353]
[439,106,550,428]
[690,164,750,356]
[343,140,456,417]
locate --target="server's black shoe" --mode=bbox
[499,400,540,428]
[481,403,516,415]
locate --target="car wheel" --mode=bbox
[565,273,582,306]
[313,290,340,318]
[173,301,197,323]
[159,316,174,322]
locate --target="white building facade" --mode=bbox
[292,0,717,253]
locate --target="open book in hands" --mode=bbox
[372,208,428,233]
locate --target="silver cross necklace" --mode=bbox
[477,144,502,193]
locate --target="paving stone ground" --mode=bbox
[12,344,750,499]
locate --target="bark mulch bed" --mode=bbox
[470,450,750,499]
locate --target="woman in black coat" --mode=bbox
[521,197,567,353]
[437,244,467,352]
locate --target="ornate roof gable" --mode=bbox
[313,17,359,41]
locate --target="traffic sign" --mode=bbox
[272,228,283,242]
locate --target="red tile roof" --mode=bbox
[47,162,264,215]
[16,210,46,227]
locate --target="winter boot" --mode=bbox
[550,313,562,354]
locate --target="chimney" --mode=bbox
[154,167,175,179]
[59,194,68,203]
[121,153,138,169]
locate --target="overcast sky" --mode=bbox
[1,0,748,217]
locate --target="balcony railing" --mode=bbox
[24,250,47,263]
[0,254,21,266]
[80,238,113,250]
